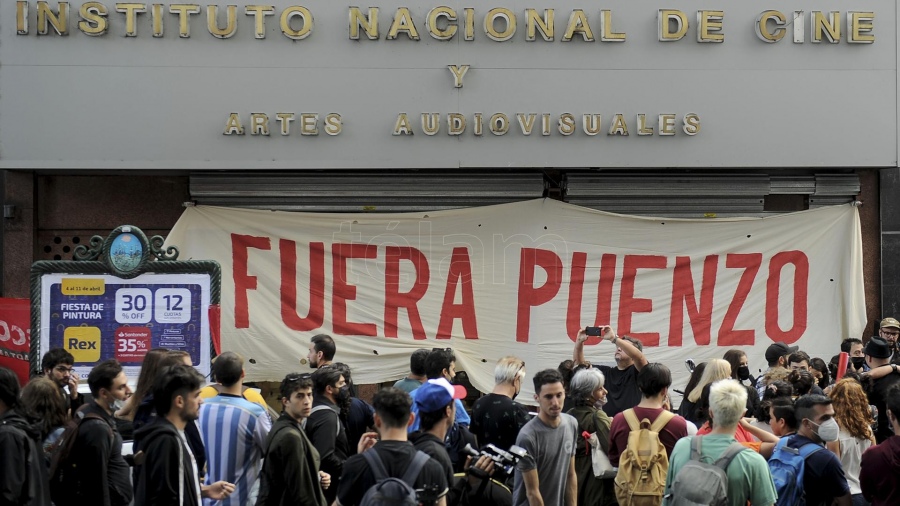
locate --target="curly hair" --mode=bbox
[829,378,875,443]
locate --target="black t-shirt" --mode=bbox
[867,373,900,443]
[336,440,448,506]
[786,434,849,506]
[411,432,455,495]
[470,394,531,451]
[306,399,351,504]
[596,364,641,418]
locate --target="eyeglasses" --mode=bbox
[432,347,452,352]
[285,373,312,382]
[54,366,75,374]
[882,330,900,337]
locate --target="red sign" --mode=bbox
[114,326,152,362]
[0,298,31,386]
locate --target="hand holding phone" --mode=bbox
[585,326,603,336]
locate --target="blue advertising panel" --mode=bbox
[39,273,211,379]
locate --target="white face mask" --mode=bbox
[809,418,840,442]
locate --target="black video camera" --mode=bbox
[462,443,529,484]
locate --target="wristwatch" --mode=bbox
[892,364,898,374]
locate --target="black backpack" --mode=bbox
[359,450,431,506]
[48,412,112,506]
[0,419,51,506]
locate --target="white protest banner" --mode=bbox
[165,199,866,400]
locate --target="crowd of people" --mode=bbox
[2,321,900,506]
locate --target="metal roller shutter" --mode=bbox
[564,171,860,218]
[190,171,547,212]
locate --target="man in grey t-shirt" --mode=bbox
[513,369,578,506]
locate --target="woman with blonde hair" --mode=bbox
[683,359,731,425]
[828,378,875,506]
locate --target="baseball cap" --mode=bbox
[880,318,900,329]
[413,378,467,413]
[764,341,799,363]
[865,337,892,359]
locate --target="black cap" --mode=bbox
[765,341,799,363]
[865,337,892,359]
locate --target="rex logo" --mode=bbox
[63,327,101,362]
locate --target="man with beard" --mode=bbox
[40,348,84,415]
[307,334,335,369]
[304,365,350,506]
[134,365,234,506]
[257,373,331,506]
[64,359,133,506]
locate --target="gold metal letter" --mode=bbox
[697,10,724,43]
[349,7,378,40]
[683,114,701,136]
[276,113,294,135]
[473,113,483,136]
[151,3,163,37]
[484,8,516,42]
[463,8,474,41]
[447,113,466,135]
[250,113,270,136]
[562,10,593,42]
[17,2,29,35]
[608,114,628,136]
[170,4,200,38]
[659,114,676,136]
[281,6,312,40]
[427,6,457,40]
[637,114,653,136]
[448,65,469,88]
[582,114,601,136]
[38,1,69,35]
[658,10,687,41]
[387,8,419,40]
[755,10,786,43]
[324,114,342,136]
[224,113,244,135]
[600,10,624,42]
[116,3,146,37]
[245,5,274,39]
[393,113,413,135]
[300,114,319,135]
[516,113,537,135]
[79,2,109,36]
[421,113,440,135]
[525,9,554,41]
[207,5,237,39]
[490,113,509,135]
[558,114,575,136]
[812,11,840,43]
[848,12,874,44]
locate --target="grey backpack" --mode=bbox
[665,436,746,506]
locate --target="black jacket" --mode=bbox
[304,398,349,505]
[257,413,326,506]
[70,403,132,506]
[133,418,201,506]
[0,409,51,505]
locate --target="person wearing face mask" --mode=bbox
[67,359,133,506]
[783,395,851,506]
[409,349,471,432]
[723,349,761,422]
[841,338,869,374]
[566,368,616,506]
[304,365,351,506]
[470,356,530,452]
[331,363,374,456]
